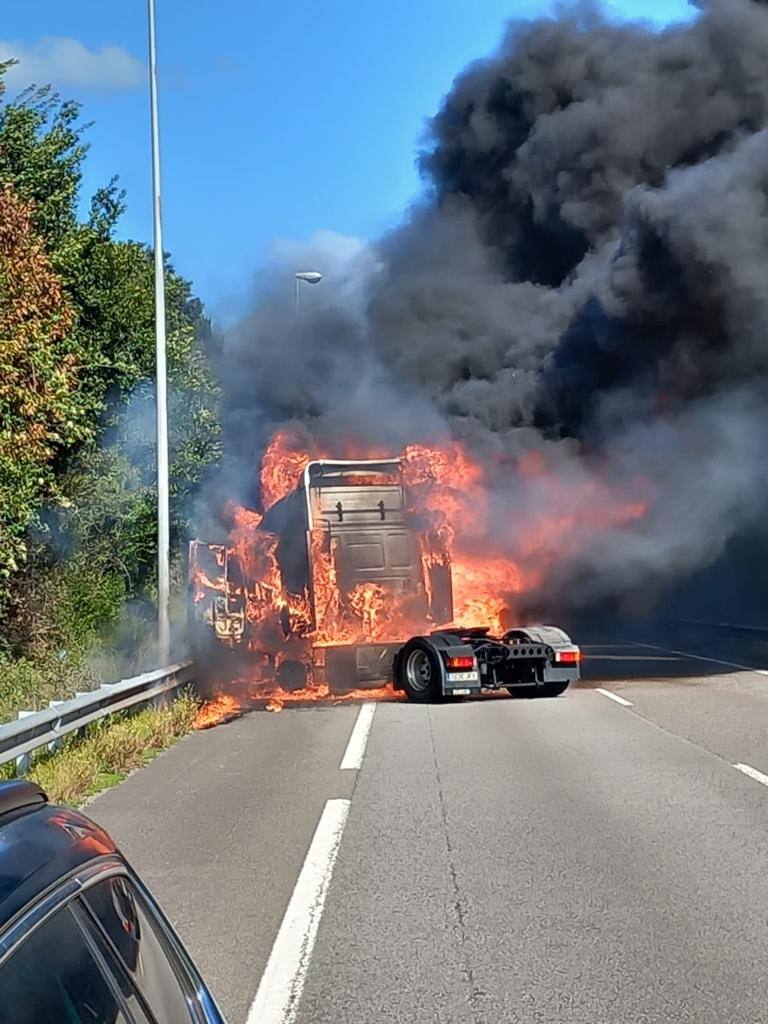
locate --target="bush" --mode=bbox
[0,653,97,723]
[0,74,221,720]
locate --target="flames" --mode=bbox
[191,429,647,727]
[260,430,315,511]
[193,693,242,729]
[401,443,525,634]
[193,680,399,729]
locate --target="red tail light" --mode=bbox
[447,656,475,669]
[555,649,581,664]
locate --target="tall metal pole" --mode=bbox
[148,0,170,664]
[295,275,300,314]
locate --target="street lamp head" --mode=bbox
[295,271,323,285]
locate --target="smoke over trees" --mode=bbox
[220,0,768,620]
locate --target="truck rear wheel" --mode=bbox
[276,659,309,691]
[536,681,570,698]
[397,640,442,703]
[506,681,570,698]
[505,687,536,699]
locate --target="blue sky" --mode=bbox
[2,1,694,318]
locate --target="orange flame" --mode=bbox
[191,430,648,722]
[194,682,400,728]
[193,693,243,729]
[260,428,316,511]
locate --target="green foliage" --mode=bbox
[0,653,96,726]
[0,183,83,591]
[21,555,126,658]
[0,63,222,704]
[0,85,87,246]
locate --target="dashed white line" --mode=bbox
[631,641,768,677]
[246,798,351,1024]
[734,763,768,788]
[596,688,634,708]
[339,702,376,771]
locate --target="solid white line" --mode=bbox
[340,702,376,771]
[631,641,768,677]
[245,799,351,1024]
[596,688,633,708]
[734,763,768,788]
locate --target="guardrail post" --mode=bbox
[152,672,174,710]
[47,701,67,755]
[15,710,36,775]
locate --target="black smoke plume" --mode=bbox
[212,0,768,622]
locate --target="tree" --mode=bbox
[0,184,88,590]
[0,64,221,664]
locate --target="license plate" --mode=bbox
[450,688,471,696]
[447,672,479,683]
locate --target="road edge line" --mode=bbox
[734,763,768,788]
[596,688,633,708]
[631,641,768,677]
[340,702,376,770]
[246,798,351,1024]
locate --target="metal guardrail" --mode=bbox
[0,661,195,773]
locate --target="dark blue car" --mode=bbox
[0,780,226,1023]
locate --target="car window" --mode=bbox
[83,876,200,1024]
[0,902,140,1024]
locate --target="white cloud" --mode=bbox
[0,36,144,92]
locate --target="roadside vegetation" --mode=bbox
[0,692,200,805]
[0,60,221,722]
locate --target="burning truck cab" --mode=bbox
[260,458,453,689]
[263,458,452,626]
[189,454,581,701]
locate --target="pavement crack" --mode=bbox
[427,707,485,1020]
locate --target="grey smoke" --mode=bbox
[214,0,768,619]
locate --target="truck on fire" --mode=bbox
[188,457,581,700]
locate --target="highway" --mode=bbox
[93,627,768,1024]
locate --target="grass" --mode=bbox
[0,654,100,725]
[0,692,200,806]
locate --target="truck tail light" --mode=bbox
[447,656,475,669]
[555,649,581,664]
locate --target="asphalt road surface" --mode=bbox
[93,627,768,1023]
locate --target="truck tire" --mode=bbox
[505,687,536,699]
[396,639,442,702]
[535,680,570,698]
[276,659,309,692]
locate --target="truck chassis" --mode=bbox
[392,625,581,702]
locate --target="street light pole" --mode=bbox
[148,0,170,665]
[294,270,323,313]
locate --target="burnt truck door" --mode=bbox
[304,460,427,617]
[187,539,246,646]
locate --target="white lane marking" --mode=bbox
[734,763,768,788]
[596,688,634,708]
[632,641,768,677]
[246,799,351,1024]
[339,702,376,771]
